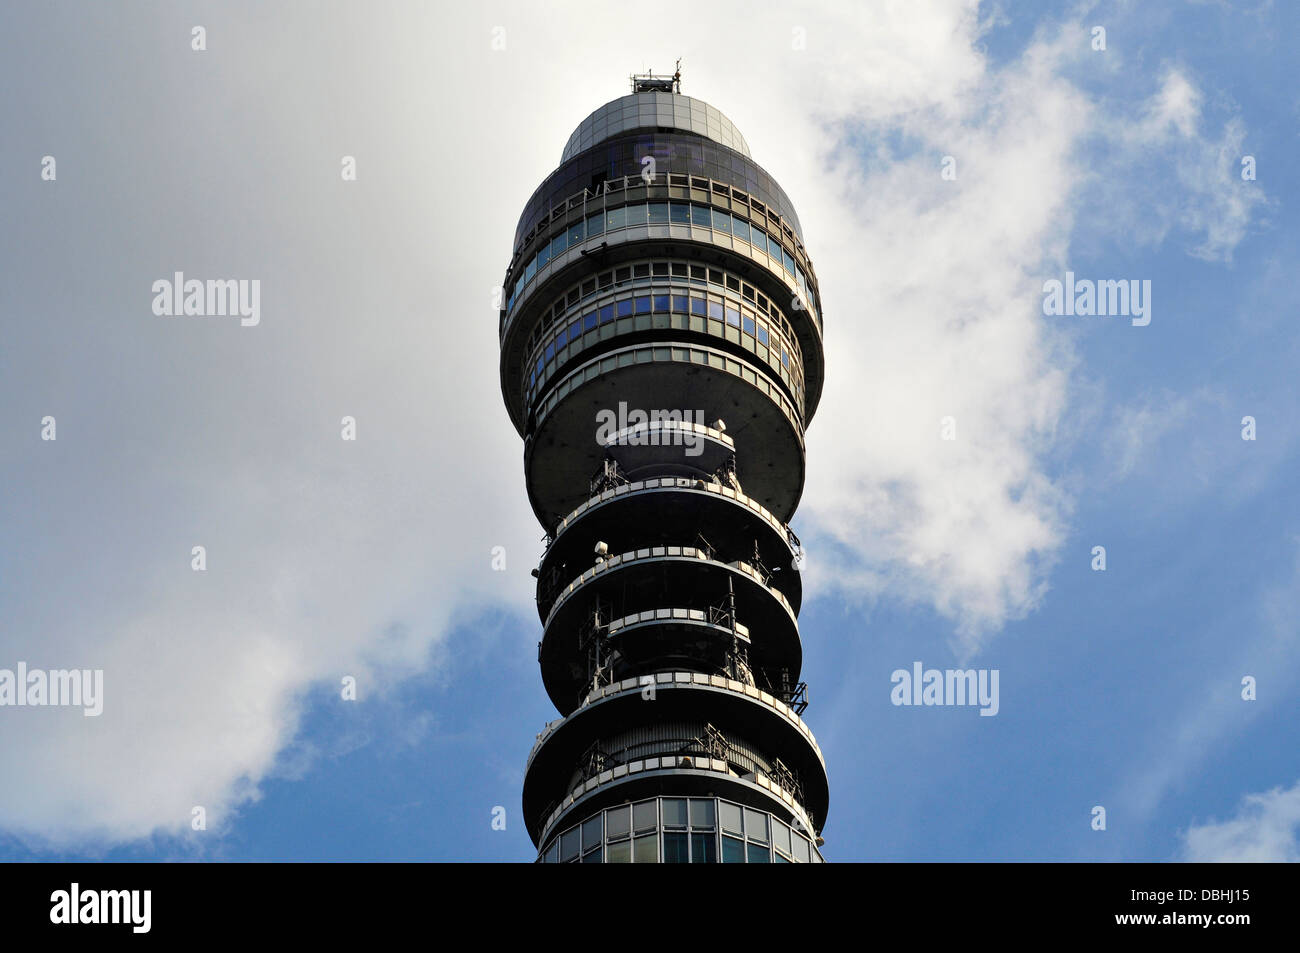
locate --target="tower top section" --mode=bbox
[560,82,752,163]
[630,59,681,94]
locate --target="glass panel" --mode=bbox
[599,304,615,324]
[633,799,657,833]
[773,820,792,856]
[671,295,689,313]
[670,203,690,224]
[582,846,603,863]
[793,834,811,863]
[606,206,626,230]
[689,799,715,829]
[691,832,717,863]
[725,306,741,327]
[733,218,750,243]
[745,808,769,843]
[544,842,558,863]
[525,258,536,282]
[617,299,633,317]
[560,828,580,861]
[584,311,597,331]
[567,221,584,245]
[554,328,566,347]
[721,835,745,863]
[606,805,630,839]
[690,204,711,227]
[690,298,707,316]
[750,230,766,254]
[783,249,796,274]
[551,232,567,256]
[607,839,631,863]
[653,295,670,312]
[633,834,658,863]
[720,801,743,835]
[662,798,687,828]
[747,842,771,863]
[707,300,724,320]
[586,212,604,236]
[537,243,551,268]
[742,316,755,335]
[757,325,769,345]
[582,816,602,850]
[775,853,791,863]
[711,208,731,232]
[648,202,669,224]
[663,832,689,863]
[634,296,651,314]
[624,203,647,225]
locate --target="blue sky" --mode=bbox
[0,0,1296,861]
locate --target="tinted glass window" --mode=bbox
[560,828,579,861]
[648,202,670,224]
[721,835,745,863]
[663,832,689,863]
[583,816,602,850]
[624,203,647,226]
[691,204,711,227]
[711,209,732,232]
[691,832,717,863]
[670,203,690,224]
[586,212,604,236]
[662,799,687,828]
[606,806,630,839]
[633,834,658,863]
[689,799,715,829]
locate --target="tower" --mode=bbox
[499,70,828,862]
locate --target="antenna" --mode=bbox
[630,60,682,94]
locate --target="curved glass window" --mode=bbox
[520,258,810,413]
[505,199,819,327]
[538,796,823,863]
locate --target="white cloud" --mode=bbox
[1181,780,1300,862]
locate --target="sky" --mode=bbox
[0,0,1296,862]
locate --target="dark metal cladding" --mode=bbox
[501,78,829,863]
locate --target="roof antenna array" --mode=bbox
[630,58,682,94]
